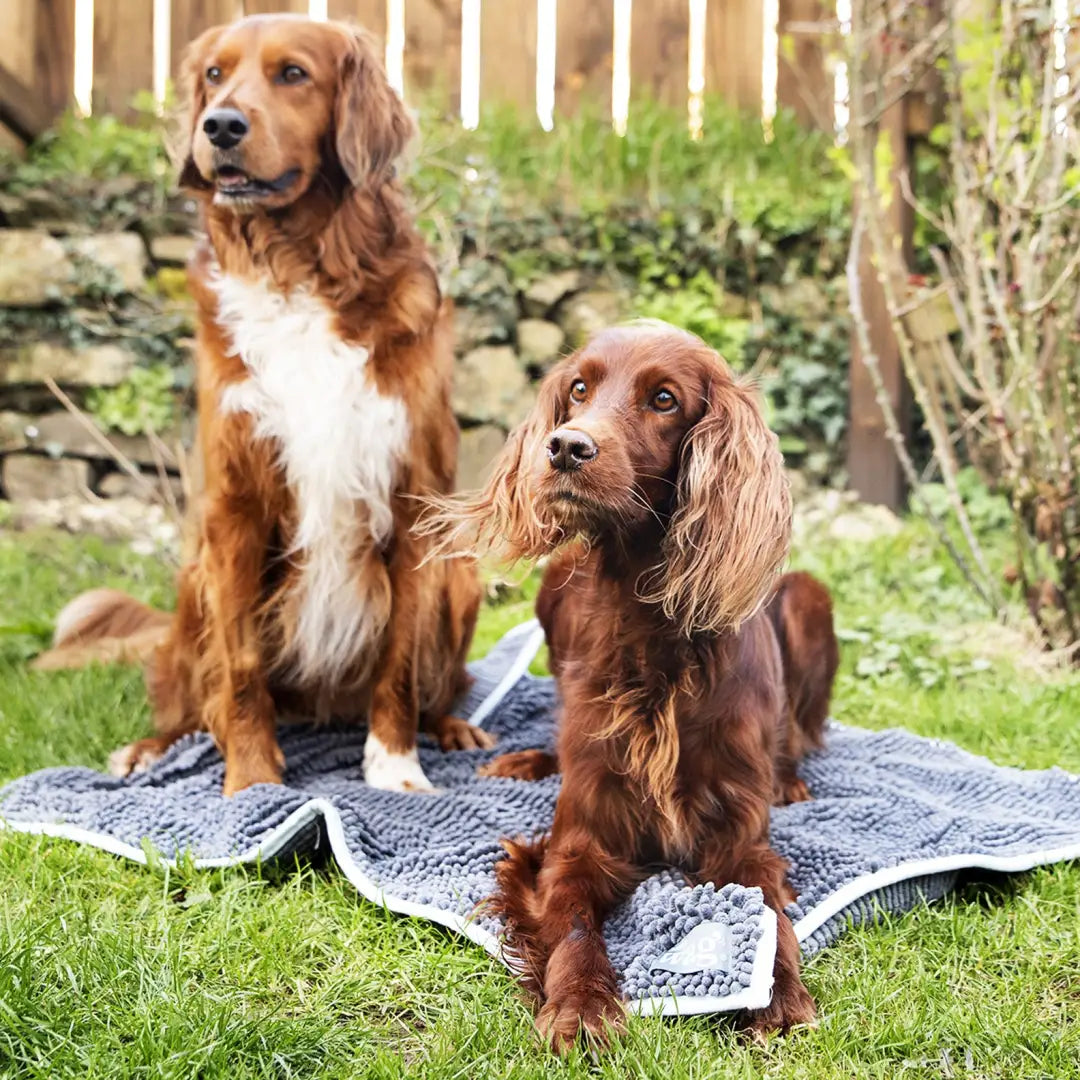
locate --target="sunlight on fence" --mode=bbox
[687,0,706,139]
[460,0,480,129]
[761,0,778,138]
[611,0,631,135]
[386,0,406,95]
[57,0,817,136]
[153,0,171,105]
[535,0,556,131]
[72,0,93,115]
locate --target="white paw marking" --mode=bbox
[363,733,437,793]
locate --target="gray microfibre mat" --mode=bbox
[4,620,1080,1016]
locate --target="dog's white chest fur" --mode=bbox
[212,272,409,687]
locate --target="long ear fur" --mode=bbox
[170,26,222,192]
[335,27,414,187]
[416,364,569,561]
[649,375,791,637]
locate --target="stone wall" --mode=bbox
[0,218,637,519]
[0,179,849,538]
[450,268,626,490]
[0,222,197,514]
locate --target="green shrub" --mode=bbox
[632,271,752,366]
[753,301,849,476]
[8,104,169,187]
[86,364,177,436]
[410,97,849,233]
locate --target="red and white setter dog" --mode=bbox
[38,16,490,795]
[427,323,839,1051]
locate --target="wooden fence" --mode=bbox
[0,0,835,132]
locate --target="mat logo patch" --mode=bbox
[649,922,733,975]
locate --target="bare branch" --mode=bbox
[43,377,172,516]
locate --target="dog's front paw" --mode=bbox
[428,714,497,751]
[477,750,559,781]
[108,738,167,778]
[745,979,816,1040]
[775,775,812,806]
[363,735,437,793]
[535,986,626,1055]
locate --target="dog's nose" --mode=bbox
[547,428,598,472]
[202,107,249,150]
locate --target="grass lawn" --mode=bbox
[1,517,1079,1079]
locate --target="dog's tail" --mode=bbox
[32,589,172,671]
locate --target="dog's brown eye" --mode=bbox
[570,379,587,403]
[206,66,222,84]
[280,64,308,85]
[651,388,678,412]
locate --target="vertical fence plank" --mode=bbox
[93,0,155,116]
[171,1,243,75]
[34,0,76,117]
[244,0,308,13]
[555,0,612,116]
[630,0,688,107]
[480,0,536,115]
[0,0,40,145]
[328,0,387,35]
[0,0,37,88]
[848,3,945,508]
[776,0,829,128]
[403,0,461,115]
[848,99,913,509]
[705,0,762,113]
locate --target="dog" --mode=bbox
[37,15,491,796]
[423,322,839,1051]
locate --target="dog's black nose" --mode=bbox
[203,107,249,150]
[547,428,598,472]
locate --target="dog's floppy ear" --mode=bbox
[170,26,222,192]
[417,360,571,561]
[335,26,414,188]
[651,367,791,636]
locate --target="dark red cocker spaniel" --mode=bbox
[426,321,839,1052]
